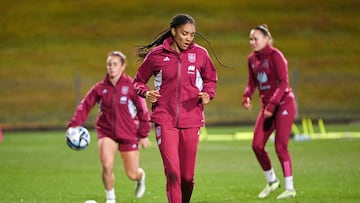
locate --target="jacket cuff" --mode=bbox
[137,133,149,139]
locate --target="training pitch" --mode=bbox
[0,126,359,203]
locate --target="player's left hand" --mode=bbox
[138,137,151,149]
[264,110,273,118]
[198,92,210,104]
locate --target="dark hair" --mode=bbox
[136,14,231,68]
[254,24,273,45]
[136,14,195,59]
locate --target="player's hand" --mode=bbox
[264,110,273,118]
[138,137,151,149]
[242,97,252,110]
[145,90,161,103]
[198,92,210,104]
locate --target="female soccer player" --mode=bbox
[134,14,218,203]
[67,51,151,203]
[242,24,297,199]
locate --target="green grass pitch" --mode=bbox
[0,128,359,203]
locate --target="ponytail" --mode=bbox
[195,31,232,69]
[136,29,171,59]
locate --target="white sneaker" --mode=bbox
[105,200,116,203]
[258,179,280,198]
[277,189,296,199]
[135,168,146,198]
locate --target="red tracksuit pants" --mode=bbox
[155,125,200,203]
[252,98,296,177]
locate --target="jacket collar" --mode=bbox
[254,44,273,59]
[104,73,125,86]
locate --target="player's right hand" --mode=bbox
[242,96,252,110]
[145,90,161,103]
[138,137,151,149]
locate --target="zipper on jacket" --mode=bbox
[112,85,117,136]
[175,56,181,127]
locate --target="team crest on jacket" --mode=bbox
[188,53,196,63]
[262,59,269,68]
[121,86,129,94]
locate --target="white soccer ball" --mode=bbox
[65,126,90,150]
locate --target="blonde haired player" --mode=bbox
[67,51,151,203]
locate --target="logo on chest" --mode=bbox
[188,53,196,63]
[121,86,129,95]
[257,72,268,83]
[120,96,127,104]
[262,59,269,68]
[187,65,196,74]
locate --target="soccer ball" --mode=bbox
[65,126,90,150]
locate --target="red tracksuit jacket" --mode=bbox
[243,45,294,113]
[68,74,150,141]
[134,36,218,128]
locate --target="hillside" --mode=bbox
[0,0,359,127]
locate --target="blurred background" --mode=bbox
[0,0,359,130]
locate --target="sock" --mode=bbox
[285,176,294,190]
[105,188,116,200]
[264,168,277,183]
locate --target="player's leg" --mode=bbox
[98,137,118,202]
[274,99,297,199]
[119,143,146,198]
[155,125,182,203]
[252,110,280,198]
[252,110,276,173]
[179,128,200,203]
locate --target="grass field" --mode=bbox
[1,125,359,203]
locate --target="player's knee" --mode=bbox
[167,172,180,185]
[275,143,287,154]
[181,176,194,185]
[252,142,264,154]
[102,164,113,176]
[125,170,139,181]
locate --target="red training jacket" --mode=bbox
[134,36,218,128]
[243,45,295,113]
[68,74,150,141]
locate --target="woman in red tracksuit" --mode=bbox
[242,24,297,199]
[67,51,151,203]
[134,14,218,203]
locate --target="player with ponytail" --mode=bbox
[242,24,297,199]
[134,14,218,203]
